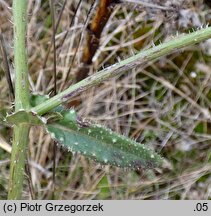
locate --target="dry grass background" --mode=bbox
[0,0,211,199]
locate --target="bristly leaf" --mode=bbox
[30,94,163,169]
[46,109,163,169]
[6,110,46,126]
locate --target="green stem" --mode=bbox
[8,0,30,199]
[8,126,30,199]
[32,27,211,115]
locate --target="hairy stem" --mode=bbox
[8,126,30,199]
[8,0,30,199]
[32,27,211,116]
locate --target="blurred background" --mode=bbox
[0,0,211,199]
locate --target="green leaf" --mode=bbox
[6,110,46,126]
[30,94,49,107]
[96,175,111,199]
[30,94,163,169]
[30,94,63,113]
[46,109,163,169]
